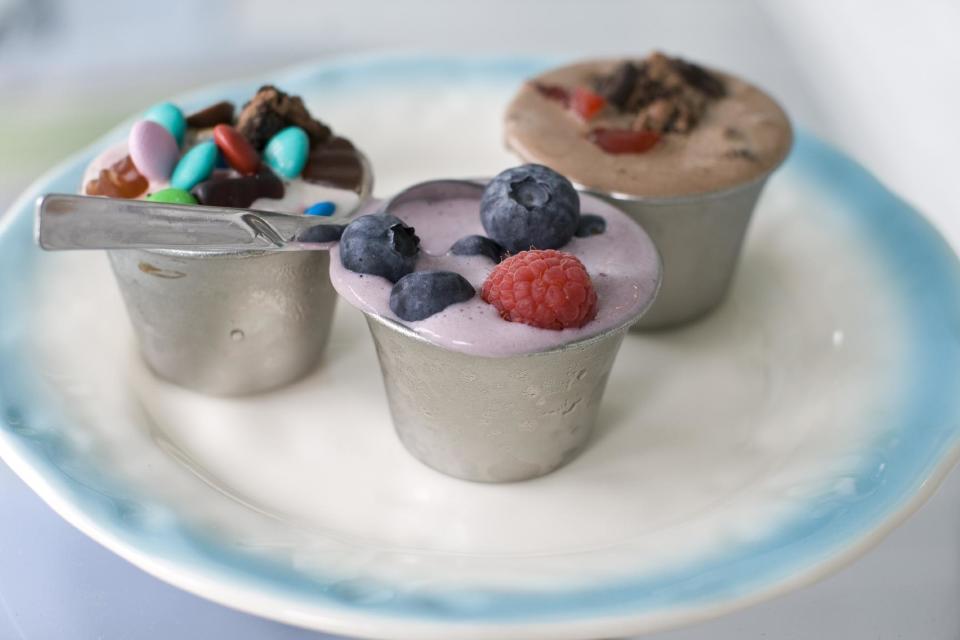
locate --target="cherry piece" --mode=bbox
[571,87,606,121]
[588,128,661,154]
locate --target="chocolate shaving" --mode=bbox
[185,101,235,128]
[302,136,365,193]
[236,85,332,150]
[726,148,760,162]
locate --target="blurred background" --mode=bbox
[1,1,958,639]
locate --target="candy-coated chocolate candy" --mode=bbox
[192,168,284,208]
[85,155,148,199]
[147,187,197,204]
[144,102,186,146]
[128,120,179,181]
[170,140,218,190]
[185,101,234,128]
[213,124,260,175]
[263,126,308,179]
[304,200,336,216]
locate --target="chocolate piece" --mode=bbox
[191,167,284,208]
[185,101,235,128]
[302,136,365,192]
[670,58,726,99]
[85,155,148,199]
[591,52,727,135]
[236,85,332,150]
[296,224,345,243]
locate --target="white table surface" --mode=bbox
[1,1,957,637]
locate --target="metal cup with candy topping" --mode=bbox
[77,86,373,395]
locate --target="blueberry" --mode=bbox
[389,271,475,321]
[575,214,606,237]
[296,223,345,243]
[339,214,420,282]
[480,164,580,254]
[449,235,506,263]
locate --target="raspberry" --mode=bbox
[481,249,598,330]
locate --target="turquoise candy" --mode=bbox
[170,140,218,190]
[263,126,309,179]
[144,102,186,146]
[147,187,198,205]
[305,201,336,216]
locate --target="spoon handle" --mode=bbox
[35,194,338,252]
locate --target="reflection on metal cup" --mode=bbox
[364,313,634,483]
[109,247,335,396]
[590,176,770,330]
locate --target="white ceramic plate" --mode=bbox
[2,55,960,640]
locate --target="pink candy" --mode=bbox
[128,120,179,181]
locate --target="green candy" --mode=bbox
[144,102,186,146]
[147,188,197,205]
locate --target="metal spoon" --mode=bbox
[36,179,486,253]
[35,194,347,252]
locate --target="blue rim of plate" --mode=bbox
[2,54,960,638]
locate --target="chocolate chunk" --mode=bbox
[185,101,235,128]
[595,62,640,110]
[192,167,284,208]
[296,224,345,243]
[236,85,332,150]
[669,58,726,99]
[302,136,365,192]
[591,52,727,135]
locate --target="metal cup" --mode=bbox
[589,175,772,329]
[109,247,336,396]
[363,313,637,483]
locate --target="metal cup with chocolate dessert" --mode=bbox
[504,52,792,329]
[84,86,372,395]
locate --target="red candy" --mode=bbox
[85,155,148,199]
[213,124,260,175]
[481,249,598,331]
[571,87,606,121]
[588,128,661,154]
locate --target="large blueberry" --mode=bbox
[389,271,475,321]
[449,235,506,263]
[480,164,580,254]
[339,214,420,282]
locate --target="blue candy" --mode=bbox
[305,201,336,217]
[144,102,186,147]
[263,126,309,179]
[170,140,218,191]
